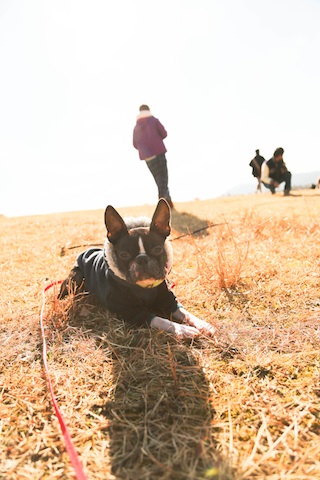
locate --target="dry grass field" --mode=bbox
[1,190,320,479]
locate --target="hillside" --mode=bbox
[1,189,320,479]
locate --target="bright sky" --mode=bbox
[1,0,320,217]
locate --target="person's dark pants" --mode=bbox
[262,171,292,194]
[145,154,172,202]
[262,182,276,194]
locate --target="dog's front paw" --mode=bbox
[177,308,216,336]
[150,316,200,339]
[171,322,201,339]
[190,318,216,336]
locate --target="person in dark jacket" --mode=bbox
[261,147,292,196]
[133,105,173,208]
[249,149,265,192]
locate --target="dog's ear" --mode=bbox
[150,198,171,238]
[105,206,128,244]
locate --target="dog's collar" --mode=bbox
[108,269,165,289]
[135,278,165,288]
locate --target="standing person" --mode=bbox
[261,147,292,196]
[133,105,173,208]
[249,149,265,192]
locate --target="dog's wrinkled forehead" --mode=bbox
[127,226,149,238]
[125,216,151,230]
[112,225,167,254]
[127,227,168,256]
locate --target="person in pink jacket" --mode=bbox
[133,105,173,208]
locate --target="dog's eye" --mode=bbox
[151,246,164,256]
[118,251,132,261]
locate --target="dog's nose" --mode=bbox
[136,254,149,266]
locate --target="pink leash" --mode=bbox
[40,281,88,480]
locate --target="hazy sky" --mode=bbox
[1,0,320,216]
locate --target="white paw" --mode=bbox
[150,316,200,339]
[189,318,216,336]
[179,309,216,336]
[172,323,201,339]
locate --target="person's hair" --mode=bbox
[139,104,150,111]
[255,149,259,154]
[274,147,284,157]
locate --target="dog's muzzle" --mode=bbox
[133,254,165,288]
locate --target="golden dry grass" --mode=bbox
[1,190,320,479]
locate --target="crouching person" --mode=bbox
[261,147,292,196]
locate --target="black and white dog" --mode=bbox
[59,199,215,338]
